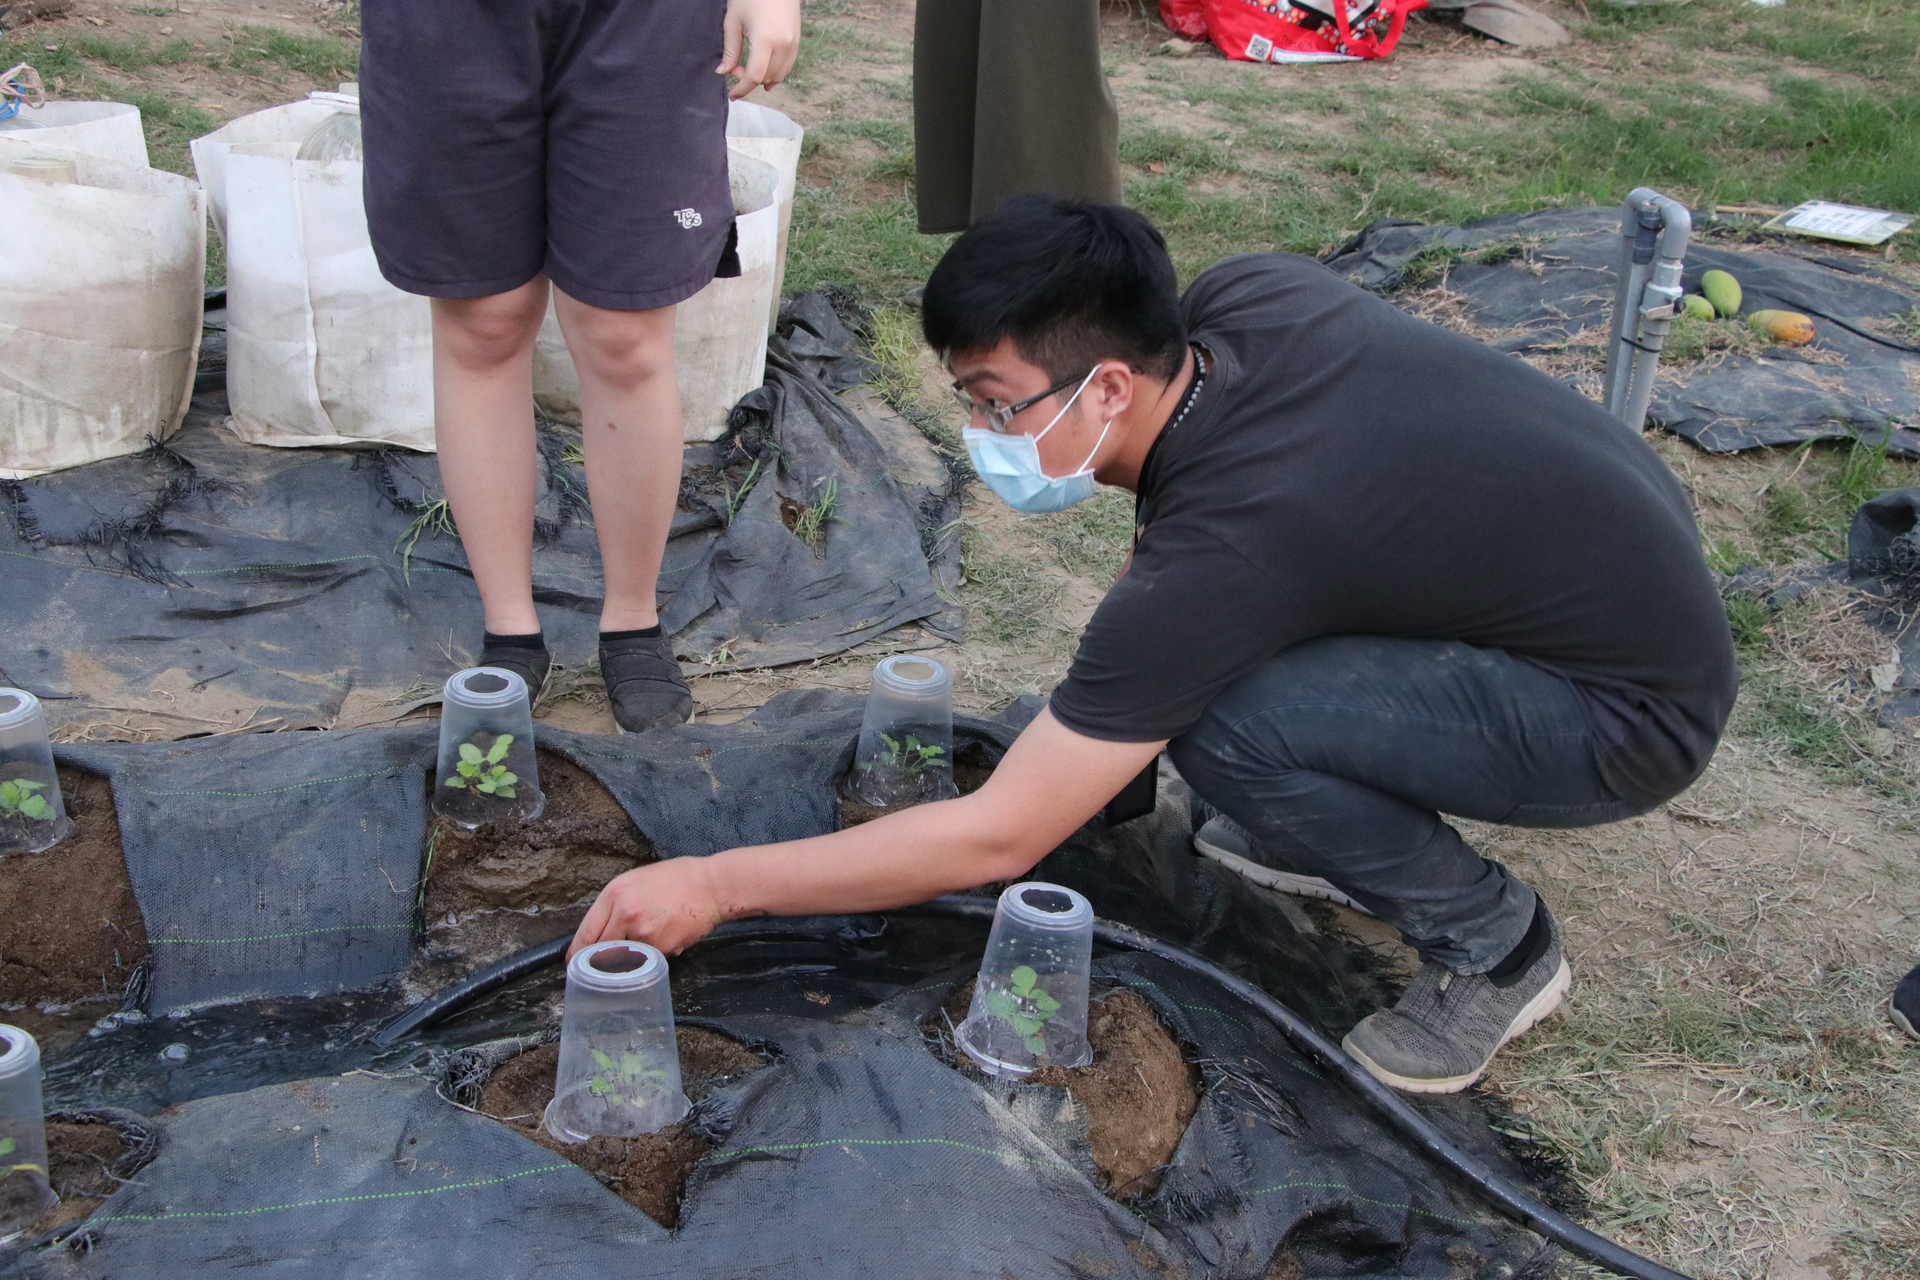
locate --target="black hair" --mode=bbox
[920,195,1187,383]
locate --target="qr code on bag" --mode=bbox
[1245,33,1274,59]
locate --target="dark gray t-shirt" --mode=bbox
[1048,253,1738,805]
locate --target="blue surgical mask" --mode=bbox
[963,368,1112,514]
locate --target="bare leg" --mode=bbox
[430,279,551,636]
[552,289,684,632]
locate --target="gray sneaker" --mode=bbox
[1192,816,1376,917]
[1342,909,1571,1094]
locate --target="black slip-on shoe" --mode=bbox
[476,638,551,702]
[1893,962,1920,1042]
[599,633,693,733]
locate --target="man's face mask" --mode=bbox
[960,366,1111,515]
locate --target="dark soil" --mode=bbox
[839,740,994,828]
[0,768,146,1013]
[424,751,652,920]
[934,980,1199,1200]
[477,1028,767,1228]
[433,730,546,827]
[2,1115,136,1240]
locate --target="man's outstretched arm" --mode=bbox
[570,708,1166,956]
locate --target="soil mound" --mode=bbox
[425,751,652,920]
[0,769,145,1014]
[934,979,1199,1199]
[478,1028,768,1228]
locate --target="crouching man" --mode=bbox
[573,196,1737,1094]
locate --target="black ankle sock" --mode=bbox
[600,625,662,642]
[1487,898,1551,986]
[482,630,546,651]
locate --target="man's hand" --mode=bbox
[571,854,726,957]
[570,709,1166,958]
[719,0,800,101]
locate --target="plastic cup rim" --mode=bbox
[955,1019,1092,1079]
[0,1023,40,1081]
[0,688,40,731]
[871,654,951,698]
[998,881,1094,932]
[443,666,528,711]
[568,940,669,991]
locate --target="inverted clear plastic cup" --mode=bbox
[956,882,1095,1079]
[545,942,691,1143]
[0,1024,56,1244]
[433,668,544,828]
[845,655,958,807]
[295,107,362,163]
[0,689,73,856]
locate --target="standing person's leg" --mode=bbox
[429,281,551,641]
[1170,636,1653,1091]
[552,293,694,728]
[539,0,733,730]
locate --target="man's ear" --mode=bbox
[1086,361,1135,422]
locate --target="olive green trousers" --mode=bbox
[913,0,1122,234]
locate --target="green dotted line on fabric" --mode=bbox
[137,769,394,798]
[170,555,382,576]
[151,922,415,946]
[88,1164,576,1224]
[699,1136,1074,1173]
[1241,1180,1477,1228]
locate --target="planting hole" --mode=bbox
[892,659,936,682]
[463,672,510,696]
[1021,887,1074,914]
[0,694,20,716]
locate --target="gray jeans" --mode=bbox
[1170,636,1660,973]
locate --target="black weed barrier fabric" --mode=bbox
[1323,207,1920,456]
[0,293,961,732]
[12,692,1566,1278]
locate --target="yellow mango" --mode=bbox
[1747,309,1815,346]
[1700,269,1742,318]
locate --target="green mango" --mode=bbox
[1683,294,1715,320]
[1700,269,1742,318]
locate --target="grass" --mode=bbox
[959,521,1064,647]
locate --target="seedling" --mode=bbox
[982,964,1064,1055]
[587,1046,673,1110]
[875,732,944,778]
[0,780,51,822]
[441,733,518,798]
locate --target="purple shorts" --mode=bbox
[359,0,740,311]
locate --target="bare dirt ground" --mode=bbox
[4,0,1916,1274]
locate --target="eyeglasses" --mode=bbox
[950,369,1096,434]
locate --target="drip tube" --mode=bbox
[372,897,1695,1280]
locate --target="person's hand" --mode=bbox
[719,0,801,101]
[570,856,728,958]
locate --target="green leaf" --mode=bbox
[456,760,480,778]
[1009,965,1038,995]
[15,780,45,793]
[904,736,921,751]
[19,795,49,819]
[0,1136,14,1157]
[494,771,518,787]
[588,1076,609,1097]
[458,743,483,765]
[591,1048,614,1069]
[1025,1035,1047,1054]
[486,734,513,763]
[495,786,516,799]
[918,745,945,758]
[1033,992,1061,1015]
[475,778,496,794]
[0,781,16,808]
[442,775,466,789]
[983,990,1018,1021]
[1012,1014,1047,1038]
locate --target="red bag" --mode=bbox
[1170,0,1426,64]
[1159,0,1210,42]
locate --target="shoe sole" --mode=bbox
[1192,838,1376,917]
[614,708,697,736]
[1340,956,1572,1095]
[1894,1004,1919,1042]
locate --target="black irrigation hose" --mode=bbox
[372,898,1693,1280]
